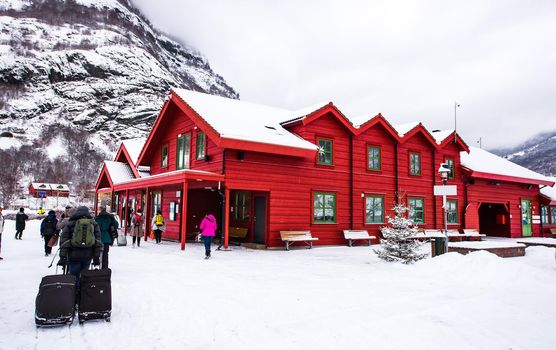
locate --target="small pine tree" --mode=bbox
[374,204,427,264]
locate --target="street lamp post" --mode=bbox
[438,163,451,253]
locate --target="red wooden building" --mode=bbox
[29,183,70,198]
[95,89,554,249]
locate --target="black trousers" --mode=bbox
[102,243,110,269]
[43,234,54,255]
[132,236,140,246]
[154,229,162,243]
[15,230,23,239]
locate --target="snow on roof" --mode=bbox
[122,138,146,165]
[104,161,136,184]
[541,177,556,201]
[430,129,454,144]
[392,122,420,137]
[172,89,318,151]
[30,183,69,191]
[460,147,552,183]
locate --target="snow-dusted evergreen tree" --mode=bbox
[374,204,427,264]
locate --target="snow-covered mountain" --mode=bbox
[490,130,556,176]
[0,0,238,147]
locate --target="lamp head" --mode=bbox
[438,163,451,180]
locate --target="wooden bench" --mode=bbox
[229,227,249,239]
[280,231,319,250]
[550,228,556,238]
[462,229,486,240]
[343,230,376,247]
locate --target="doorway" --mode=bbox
[478,203,510,237]
[253,195,267,244]
[521,199,532,237]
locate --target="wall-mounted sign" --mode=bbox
[169,202,176,221]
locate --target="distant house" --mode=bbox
[540,177,556,235]
[29,183,70,198]
[95,89,555,250]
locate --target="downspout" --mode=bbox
[432,149,437,229]
[394,142,399,204]
[463,176,469,229]
[350,135,354,229]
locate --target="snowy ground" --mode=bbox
[1,220,556,350]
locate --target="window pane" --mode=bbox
[314,192,335,223]
[409,198,424,223]
[368,146,380,170]
[183,134,191,169]
[196,132,205,160]
[446,158,455,179]
[318,139,333,165]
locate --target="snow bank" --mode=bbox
[1,220,555,349]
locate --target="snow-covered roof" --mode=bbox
[392,122,420,137]
[460,147,553,184]
[430,129,454,144]
[541,177,556,201]
[50,184,69,191]
[122,138,146,165]
[30,183,69,191]
[172,89,318,151]
[104,161,136,184]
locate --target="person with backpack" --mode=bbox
[40,210,58,256]
[94,205,119,269]
[14,207,29,240]
[0,206,4,260]
[58,206,102,279]
[130,208,144,247]
[151,210,166,244]
[200,214,217,259]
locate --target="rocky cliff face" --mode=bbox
[0,0,238,147]
[491,130,556,176]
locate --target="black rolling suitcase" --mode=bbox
[35,272,77,327]
[78,268,112,323]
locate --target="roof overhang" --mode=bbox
[112,169,225,191]
[114,144,141,178]
[282,104,358,135]
[437,133,470,153]
[540,194,556,206]
[399,123,439,148]
[466,169,555,187]
[95,164,114,191]
[355,113,401,141]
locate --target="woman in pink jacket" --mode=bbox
[199,214,217,259]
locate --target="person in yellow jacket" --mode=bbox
[37,207,45,216]
[151,210,166,244]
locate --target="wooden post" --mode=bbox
[224,187,230,249]
[144,187,150,241]
[180,182,189,251]
[124,189,129,236]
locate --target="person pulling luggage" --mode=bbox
[58,206,103,280]
[40,210,58,256]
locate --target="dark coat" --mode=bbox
[95,210,119,244]
[40,211,58,237]
[60,206,103,262]
[15,212,28,231]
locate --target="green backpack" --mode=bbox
[71,218,96,248]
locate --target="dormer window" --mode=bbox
[176,134,191,170]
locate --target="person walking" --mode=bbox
[151,210,166,244]
[40,210,58,256]
[130,208,144,247]
[37,207,45,217]
[58,206,102,280]
[57,206,74,232]
[200,214,217,259]
[14,207,29,240]
[94,205,119,269]
[0,206,4,260]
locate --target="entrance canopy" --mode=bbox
[113,169,224,191]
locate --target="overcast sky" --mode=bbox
[132,0,556,150]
